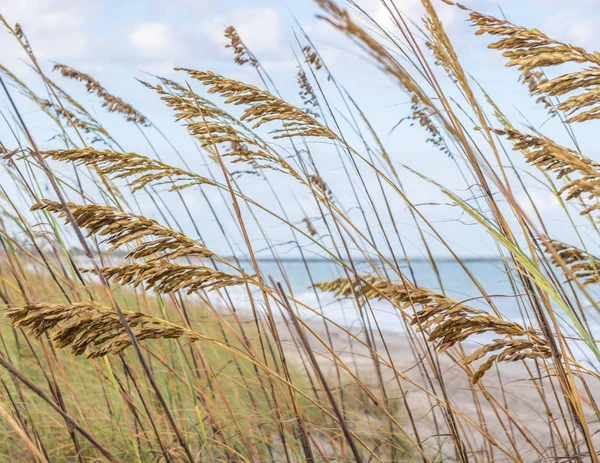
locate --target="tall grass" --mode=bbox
[0,0,599,461]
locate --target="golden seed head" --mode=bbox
[54,64,149,126]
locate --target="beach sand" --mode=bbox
[277,317,600,462]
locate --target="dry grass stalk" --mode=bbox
[541,237,600,286]
[32,200,212,260]
[47,82,114,143]
[301,217,317,236]
[316,275,552,383]
[224,26,258,68]
[496,129,600,215]
[175,68,337,140]
[41,148,215,193]
[10,22,34,55]
[0,64,98,137]
[87,262,244,295]
[0,64,44,105]
[144,78,307,182]
[0,57,112,144]
[317,0,430,103]
[46,103,104,136]
[296,69,320,118]
[53,64,149,126]
[470,11,600,123]
[521,70,556,116]
[316,0,453,157]
[302,45,323,71]
[21,62,113,142]
[6,303,201,359]
[405,95,449,155]
[140,78,229,122]
[308,174,333,200]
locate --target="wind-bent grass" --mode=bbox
[0,1,599,462]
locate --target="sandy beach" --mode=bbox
[277,317,600,462]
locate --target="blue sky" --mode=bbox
[0,0,599,259]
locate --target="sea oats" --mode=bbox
[6,303,202,358]
[422,0,466,86]
[87,262,244,295]
[54,64,149,126]
[302,45,323,71]
[175,68,337,140]
[317,274,552,383]
[144,78,307,182]
[406,95,449,155]
[470,13,599,70]
[13,23,34,55]
[496,129,600,216]
[224,26,258,68]
[316,0,447,144]
[46,103,102,135]
[0,64,87,132]
[297,69,320,118]
[0,64,107,136]
[32,200,212,260]
[140,79,230,122]
[541,237,600,287]
[315,274,383,300]
[308,174,333,200]
[2,62,113,141]
[41,148,215,193]
[302,217,317,237]
[2,1,599,459]
[495,129,600,177]
[521,70,556,116]
[0,147,19,160]
[471,12,600,123]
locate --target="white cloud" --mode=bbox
[531,0,598,5]
[0,0,98,61]
[232,9,284,54]
[150,0,212,12]
[0,0,96,29]
[130,22,180,57]
[543,14,600,47]
[517,189,560,216]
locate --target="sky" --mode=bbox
[0,0,599,260]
